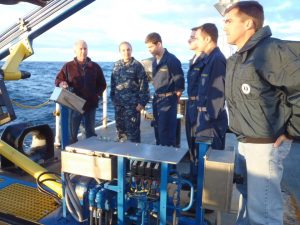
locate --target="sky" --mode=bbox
[0,0,300,63]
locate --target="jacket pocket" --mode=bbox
[235,65,267,101]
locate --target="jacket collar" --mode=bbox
[73,57,92,66]
[189,53,206,66]
[121,57,135,66]
[239,26,272,53]
[158,48,168,65]
[203,47,220,64]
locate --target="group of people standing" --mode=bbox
[55,1,300,225]
[109,27,228,152]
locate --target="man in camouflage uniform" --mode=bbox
[110,41,150,143]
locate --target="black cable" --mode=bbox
[36,181,61,203]
[64,173,84,222]
[36,171,62,204]
[37,178,62,204]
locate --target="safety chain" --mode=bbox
[11,99,51,109]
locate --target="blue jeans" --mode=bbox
[235,141,292,225]
[69,107,97,144]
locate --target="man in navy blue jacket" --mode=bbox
[145,32,185,147]
[193,23,228,150]
[186,29,206,160]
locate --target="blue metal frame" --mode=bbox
[160,162,168,225]
[61,172,67,219]
[60,106,68,220]
[60,105,69,150]
[195,142,209,225]
[0,141,209,225]
[114,158,170,225]
[117,156,126,225]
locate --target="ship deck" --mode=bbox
[1,115,300,225]
[84,116,300,225]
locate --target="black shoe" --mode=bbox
[204,209,214,214]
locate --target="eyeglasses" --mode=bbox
[189,36,201,42]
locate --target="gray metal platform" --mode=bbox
[1,115,299,225]
[65,136,188,164]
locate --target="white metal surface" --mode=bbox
[50,87,86,114]
[65,136,187,164]
[54,103,60,147]
[61,151,116,180]
[102,89,108,128]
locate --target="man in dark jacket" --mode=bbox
[186,29,205,160]
[55,40,107,144]
[145,32,185,147]
[193,23,228,150]
[110,41,150,143]
[223,1,300,224]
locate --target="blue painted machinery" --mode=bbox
[57,136,212,225]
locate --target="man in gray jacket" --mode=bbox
[223,1,300,224]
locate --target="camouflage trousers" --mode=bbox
[114,104,141,143]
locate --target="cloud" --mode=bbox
[0,0,300,62]
[268,19,300,40]
[264,1,292,12]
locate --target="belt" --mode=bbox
[198,107,207,112]
[189,96,197,101]
[156,92,174,97]
[243,137,276,143]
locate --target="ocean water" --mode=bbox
[0,61,189,133]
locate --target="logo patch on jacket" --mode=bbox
[241,83,251,94]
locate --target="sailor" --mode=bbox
[110,41,150,143]
[145,32,185,147]
[194,23,228,150]
[186,29,206,160]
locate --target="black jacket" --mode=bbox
[225,26,300,142]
